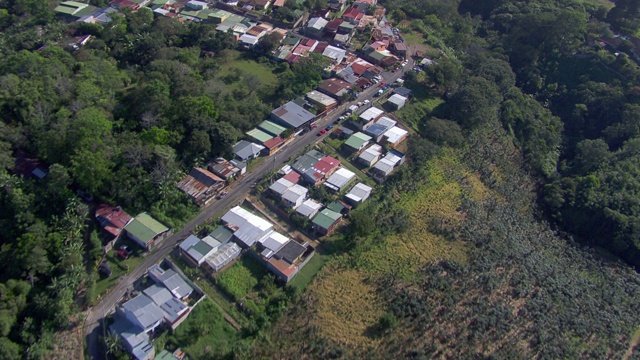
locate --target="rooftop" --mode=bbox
[344,132,372,150]
[148,265,194,300]
[345,182,373,203]
[296,199,323,218]
[383,126,409,144]
[233,140,265,160]
[276,240,307,264]
[318,77,351,97]
[205,242,242,270]
[271,101,315,128]
[122,294,165,330]
[95,204,132,238]
[359,107,385,122]
[179,234,221,263]
[393,87,412,97]
[210,225,234,243]
[282,184,308,204]
[124,213,169,244]
[306,91,338,107]
[269,177,295,195]
[388,94,408,105]
[358,144,382,163]
[143,284,174,306]
[258,120,287,136]
[324,167,356,191]
[260,231,289,253]
[312,208,342,230]
[247,128,274,144]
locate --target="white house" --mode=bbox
[345,182,373,206]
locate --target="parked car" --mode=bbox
[120,245,131,255]
[325,125,334,131]
[317,129,327,136]
[98,262,112,277]
[116,249,129,260]
[218,190,228,199]
[309,122,318,129]
[364,100,370,104]
[379,82,386,87]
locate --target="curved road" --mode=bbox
[84,58,412,360]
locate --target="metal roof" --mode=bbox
[345,182,373,203]
[296,199,323,218]
[247,128,274,143]
[258,120,287,136]
[383,126,409,144]
[373,158,395,176]
[312,208,342,230]
[210,225,234,243]
[276,240,306,264]
[269,177,294,195]
[124,213,168,244]
[359,107,384,122]
[148,265,193,300]
[358,144,382,163]
[143,284,174,306]
[205,242,242,270]
[324,167,356,191]
[306,91,338,107]
[159,297,188,323]
[282,184,308,204]
[344,132,372,150]
[271,101,315,128]
[122,294,165,330]
[260,231,289,253]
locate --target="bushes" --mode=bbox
[216,257,264,301]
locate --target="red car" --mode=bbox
[379,82,386,87]
[116,249,129,260]
[317,129,327,136]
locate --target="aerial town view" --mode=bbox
[1,0,640,359]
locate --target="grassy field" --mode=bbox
[289,251,328,291]
[195,277,250,327]
[165,298,238,359]
[216,50,278,91]
[216,255,266,301]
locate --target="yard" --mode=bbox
[154,298,238,359]
[94,249,147,299]
[289,251,328,291]
[215,50,279,94]
[216,255,266,301]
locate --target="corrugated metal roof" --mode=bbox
[122,294,165,329]
[124,213,168,244]
[312,208,342,229]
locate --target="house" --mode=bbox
[342,6,364,25]
[306,17,329,38]
[333,33,351,47]
[327,200,350,214]
[318,78,352,99]
[208,158,242,181]
[258,120,287,137]
[186,0,208,10]
[272,0,286,7]
[393,87,412,98]
[221,206,273,247]
[177,167,225,206]
[271,101,316,130]
[179,234,222,267]
[292,150,325,174]
[293,38,319,56]
[343,132,372,153]
[239,34,260,47]
[354,106,384,130]
[365,116,396,143]
[357,144,382,167]
[263,136,285,155]
[109,318,155,360]
[269,177,295,197]
[302,155,341,185]
[295,199,323,219]
[121,294,165,333]
[54,1,98,20]
[387,94,408,110]
[338,21,356,35]
[124,213,170,251]
[205,242,242,272]
[322,45,347,64]
[369,40,387,51]
[95,204,133,239]
[208,225,235,244]
[371,150,405,178]
[357,14,378,30]
[142,285,189,330]
[282,184,308,208]
[246,128,274,144]
[233,140,265,161]
[345,182,373,206]
[312,208,343,235]
[383,126,409,147]
[258,231,290,257]
[324,167,356,192]
[391,41,407,58]
[148,265,194,300]
[274,240,306,264]
[306,91,338,113]
[266,257,298,282]
[328,0,346,11]
[251,0,272,10]
[324,18,343,36]
[334,126,354,139]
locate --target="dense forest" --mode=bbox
[2,0,640,358]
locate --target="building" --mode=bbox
[345,182,373,206]
[258,231,290,258]
[383,126,409,147]
[258,120,287,137]
[324,18,343,36]
[322,45,347,64]
[391,41,407,58]
[263,136,285,155]
[342,6,364,24]
[269,177,295,197]
[371,150,405,178]
[179,234,222,267]
[271,101,316,129]
[387,94,408,110]
[233,140,265,161]
[328,0,346,11]
[318,78,352,99]
[95,204,133,239]
[306,17,329,38]
[208,158,242,181]
[109,319,155,360]
[312,208,343,235]
[327,200,351,214]
[291,150,325,174]
[306,91,338,113]
[324,167,356,192]
[295,199,323,219]
[246,128,274,144]
[148,265,194,300]
[355,107,384,130]
[54,1,98,20]
[177,168,225,206]
[124,213,170,251]
[364,116,396,143]
[205,242,242,272]
[282,184,308,208]
[343,132,372,153]
[273,240,306,264]
[142,285,189,330]
[357,144,382,167]
[302,155,341,185]
[393,87,412,98]
[221,206,273,248]
[121,294,165,333]
[334,126,354,139]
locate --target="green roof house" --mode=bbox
[343,132,372,153]
[54,1,98,18]
[124,212,170,250]
[311,208,342,235]
[246,128,274,144]
[258,120,287,137]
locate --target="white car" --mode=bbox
[364,100,370,104]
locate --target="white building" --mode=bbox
[205,242,242,272]
[222,206,274,247]
[295,199,323,219]
[282,184,308,208]
[345,182,373,206]
[179,234,221,267]
[324,167,356,192]
[357,144,382,167]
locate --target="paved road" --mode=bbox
[84,56,412,360]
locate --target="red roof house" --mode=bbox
[342,7,364,24]
[95,204,133,239]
